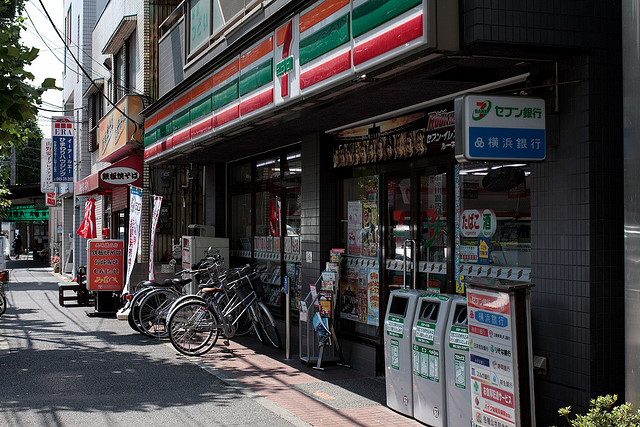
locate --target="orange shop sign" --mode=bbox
[87,240,124,291]
[98,95,142,163]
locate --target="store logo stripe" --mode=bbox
[299,0,350,33]
[300,50,351,89]
[239,60,273,96]
[212,60,240,86]
[352,0,422,38]
[213,105,239,127]
[240,88,274,116]
[299,13,350,66]
[213,79,239,110]
[353,14,422,66]
[240,37,273,70]
[192,77,214,99]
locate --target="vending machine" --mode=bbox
[181,235,229,293]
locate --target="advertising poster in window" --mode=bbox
[348,201,362,255]
[366,268,380,326]
[362,201,378,257]
[331,104,455,168]
[340,267,360,321]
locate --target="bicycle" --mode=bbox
[167,271,281,356]
[130,255,226,338]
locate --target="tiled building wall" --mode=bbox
[462,1,624,423]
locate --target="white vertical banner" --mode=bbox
[124,186,143,294]
[40,138,54,192]
[149,195,163,281]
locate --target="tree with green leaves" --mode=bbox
[0,0,58,217]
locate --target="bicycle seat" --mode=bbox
[201,287,222,294]
[168,278,192,287]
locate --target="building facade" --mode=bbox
[142,0,623,424]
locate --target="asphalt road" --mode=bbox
[0,261,301,427]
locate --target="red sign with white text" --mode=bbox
[87,240,124,291]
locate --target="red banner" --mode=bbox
[76,198,97,239]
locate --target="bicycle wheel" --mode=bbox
[167,294,204,320]
[137,289,177,338]
[0,292,6,316]
[128,287,154,333]
[256,301,281,349]
[168,300,220,356]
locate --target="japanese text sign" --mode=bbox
[40,138,54,192]
[456,95,545,162]
[467,288,517,427]
[87,240,124,291]
[52,117,74,183]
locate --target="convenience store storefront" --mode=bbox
[328,102,534,367]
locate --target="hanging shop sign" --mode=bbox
[87,239,124,291]
[455,94,546,162]
[4,204,49,222]
[98,95,142,163]
[75,155,143,195]
[40,138,54,192]
[51,117,74,183]
[331,103,455,167]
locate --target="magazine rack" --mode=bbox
[299,275,349,370]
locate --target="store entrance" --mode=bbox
[384,169,449,292]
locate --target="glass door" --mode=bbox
[384,172,449,292]
[385,176,414,290]
[418,173,448,292]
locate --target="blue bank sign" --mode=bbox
[455,94,546,162]
[52,116,74,183]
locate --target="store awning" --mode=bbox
[75,155,143,196]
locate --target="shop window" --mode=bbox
[230,193,251,252]
[460,162,531,282]
[338,175,380,338]
[256,156,281,181]
[229,149,302,317]
[230,161,251,185]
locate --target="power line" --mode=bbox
[26,3,148,100]
[37,0,141,140]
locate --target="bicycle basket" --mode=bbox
[232,277,254,300]
[249,276,266,300]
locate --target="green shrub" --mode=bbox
[558,394,640,426]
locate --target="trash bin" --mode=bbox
[444,296,472,426]
[411,293,454,426]
[384,289,422,417]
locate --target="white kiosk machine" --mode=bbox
[384,289,422,417]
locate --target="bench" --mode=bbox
[58,283,84,306]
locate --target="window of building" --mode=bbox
[64,5,71,76]
[187,0,261,58]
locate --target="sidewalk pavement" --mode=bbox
[1,260,423,426]
[194,337,424,427]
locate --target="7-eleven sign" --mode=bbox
[275,18,300,105]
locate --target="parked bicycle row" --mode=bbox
[123,251,281,356]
